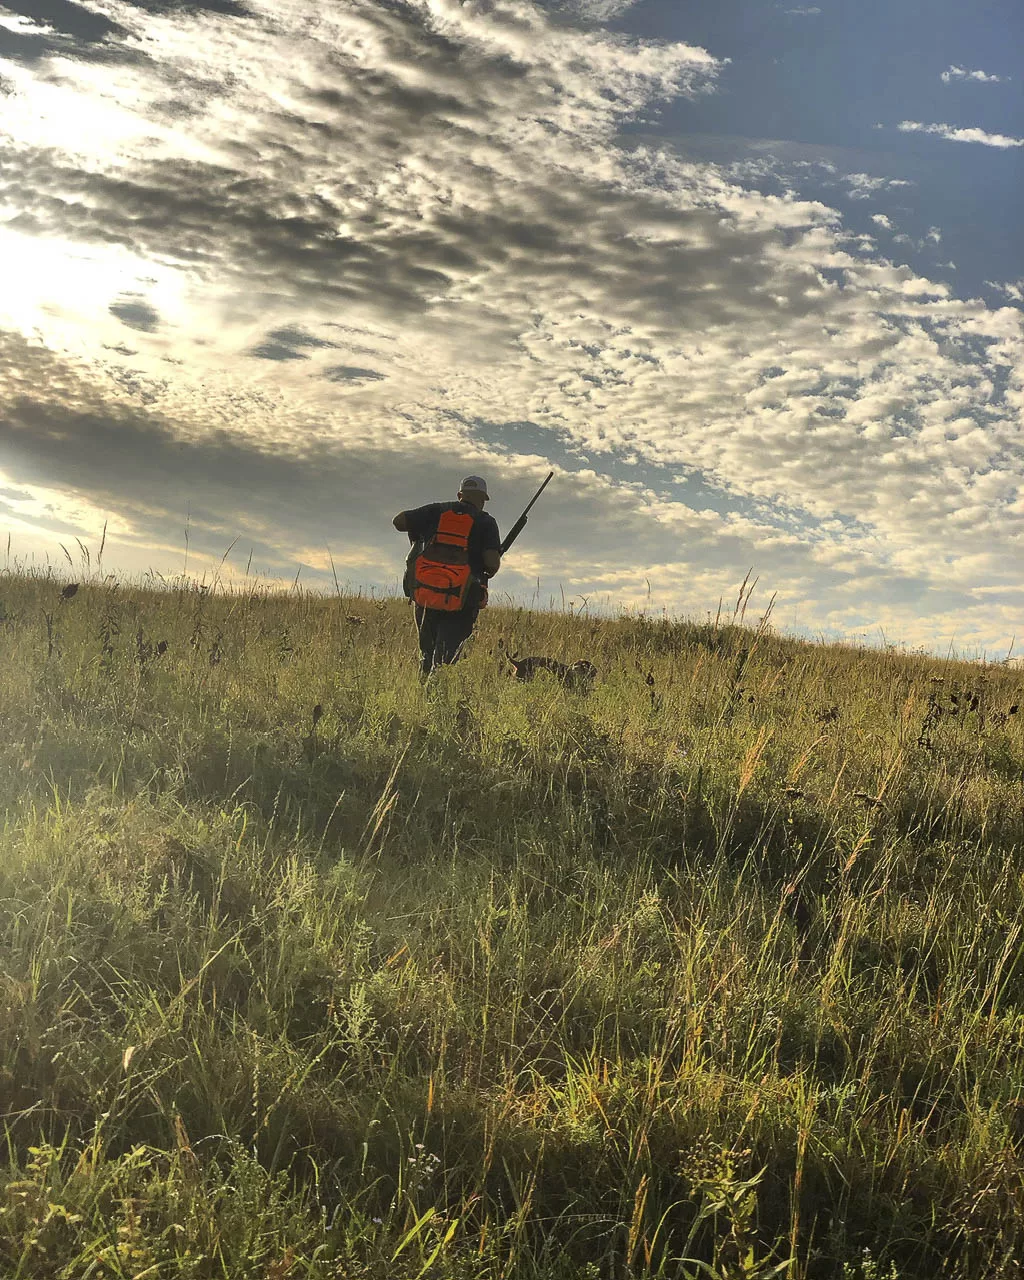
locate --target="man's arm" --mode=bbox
[480,513,502,578]
[395,503,440,545]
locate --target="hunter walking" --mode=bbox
[394,475,501,676]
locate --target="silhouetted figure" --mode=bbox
[394,475,501,676]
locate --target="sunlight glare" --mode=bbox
[0,226,187,345]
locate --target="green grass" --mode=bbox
[0,569,1022,1278]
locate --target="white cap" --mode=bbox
[460,475,489,500]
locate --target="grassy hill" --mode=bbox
[0,571,1022,1279]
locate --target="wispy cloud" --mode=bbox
[941,65,1005,84]
[898,120,1024,148]
[842,173,913,200]
[784,7,822,14]
[551,0,643,18]
[986,280,1024,303]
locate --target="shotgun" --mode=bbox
[500,471,554,555]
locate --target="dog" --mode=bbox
[507,655,598,692]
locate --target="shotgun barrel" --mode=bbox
[500,471,554,555]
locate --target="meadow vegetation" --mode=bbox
[0,567,1022,1278]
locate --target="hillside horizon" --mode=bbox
[3,553,1019,668]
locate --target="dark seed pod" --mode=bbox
[853,791,883,807]
[61,583,79,601]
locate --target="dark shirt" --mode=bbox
[402,502,501,582]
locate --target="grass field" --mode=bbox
[0,569,1022,1279]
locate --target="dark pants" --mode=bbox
[415,606,478,676]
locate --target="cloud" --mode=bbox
[986,280,1024,303]
[941,65,1005,84]
[248,343,309,361]
[2,0,127,43]
[870,214,893,231]
[842,173,913,200]
[546,0,643,19]
[0,0,1021,652]
[784,7,822,14]
[324,366,386,382]
[0,0,142,69]
[897,120,1024,148]
[109,297,161,332]
[246,326,341,360]
[266,327,339,350]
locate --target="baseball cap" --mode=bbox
[460,475,489,500]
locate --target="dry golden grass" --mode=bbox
[0,568,1021,1278]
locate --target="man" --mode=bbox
[393,475,501,676]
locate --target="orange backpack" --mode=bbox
[410,508,477,612]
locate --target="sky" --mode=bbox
[0,0,1021,655]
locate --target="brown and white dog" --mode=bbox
[507,655,598,692]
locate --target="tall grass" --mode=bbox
[0,569,1021,1277]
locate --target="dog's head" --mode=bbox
[567,660,598,689]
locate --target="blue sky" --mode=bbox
[0,0,1021,654]
[624,0,1022,303]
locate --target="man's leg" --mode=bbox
[434,608,478,667]
[415,605,441,676]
